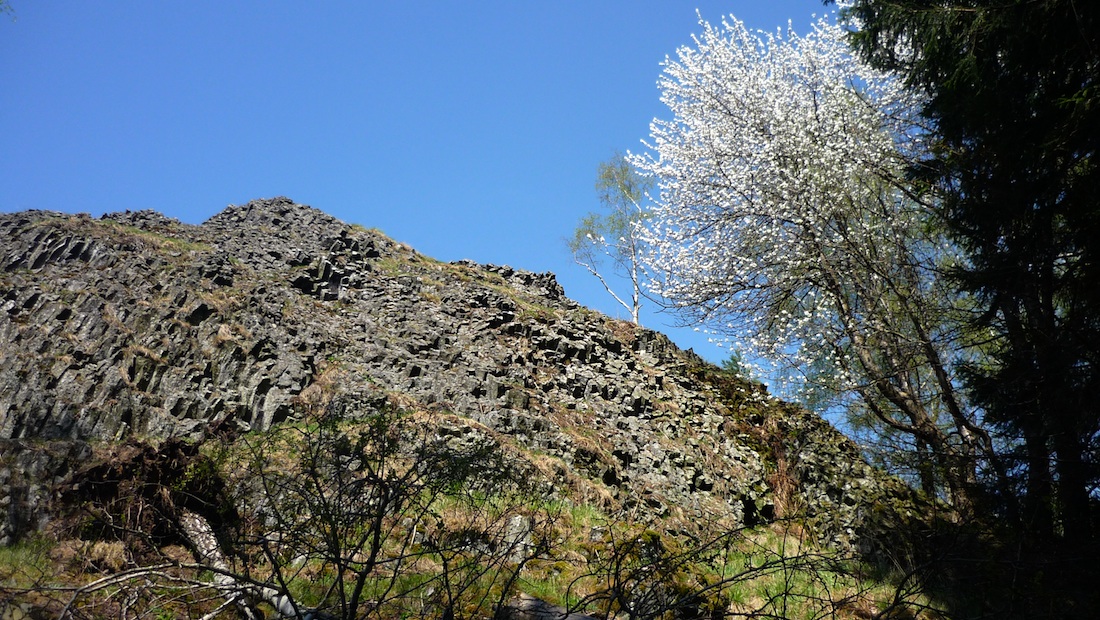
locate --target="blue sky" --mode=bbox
[1,1,823,365]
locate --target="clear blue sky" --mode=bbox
[1,1,823,365]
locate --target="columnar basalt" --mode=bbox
[0,198,926,552]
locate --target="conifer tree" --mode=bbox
[840,0,1100,544]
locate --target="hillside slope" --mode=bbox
[0,198,925,557]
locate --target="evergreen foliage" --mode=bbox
[839,0,1100,547]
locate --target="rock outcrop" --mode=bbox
[0,197,927,553]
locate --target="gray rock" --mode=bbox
[499,593,599,620]
[0,198,928,552]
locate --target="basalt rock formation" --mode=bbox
[0,198,926,553]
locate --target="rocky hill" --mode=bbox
[0,198,933,617]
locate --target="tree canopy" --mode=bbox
[630,3,1100,610]
[568,153,652,325]
[631,12,991,506]
[839,0,1100,546]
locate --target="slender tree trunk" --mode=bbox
[1021,429,1055,540]
[1052,429,1092,544]
[179,509,305,619]
[915,438,936,497]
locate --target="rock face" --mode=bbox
[0,198,925,550]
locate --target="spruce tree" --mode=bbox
[839,0,1100,544]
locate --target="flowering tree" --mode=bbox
[632,14,998,507]
[568,153,651,325]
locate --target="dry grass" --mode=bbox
[293,363,347,408]
[604,318,640,348]
[198,289,239,314]
[125,344,166,365]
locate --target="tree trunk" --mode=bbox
[179,509,306,619]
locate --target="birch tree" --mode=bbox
[632,13,998,507]
[568,153,651,325]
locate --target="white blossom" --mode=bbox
[633,12,989,502]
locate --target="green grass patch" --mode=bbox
[0,535,57,587]
[97,220,211,252]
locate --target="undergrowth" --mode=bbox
[0,406,945,620]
